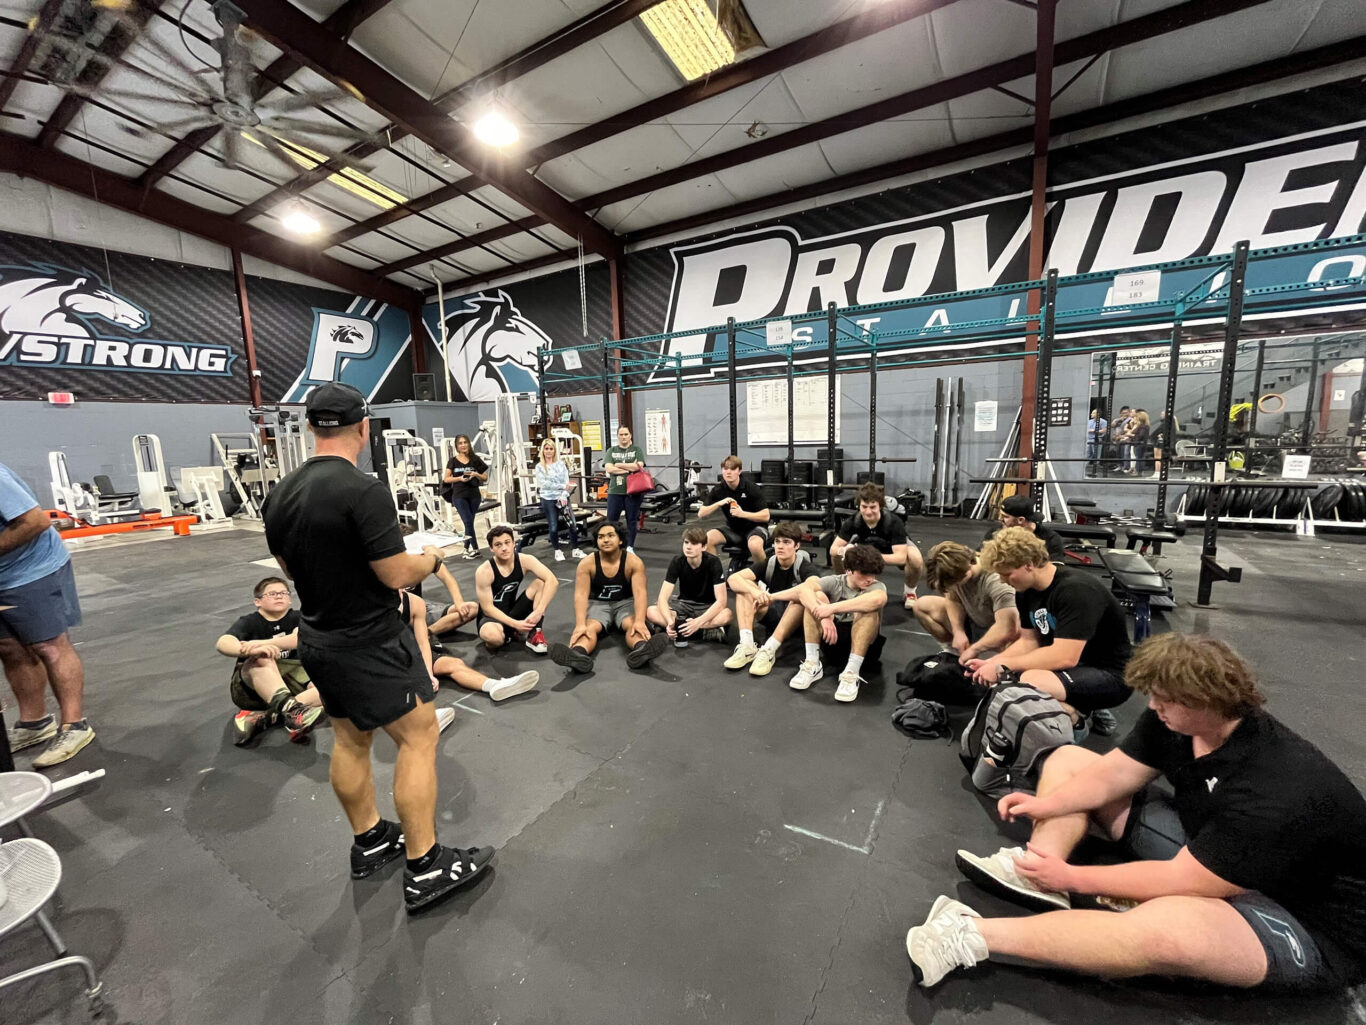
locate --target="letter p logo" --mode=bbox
[306,312,378,383]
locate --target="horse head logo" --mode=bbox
[441,290,553,401]
[331,324,365,348]
[0,268,148,338]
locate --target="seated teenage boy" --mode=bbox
[907,633,1366,994]
[970,527,1131,736]
[983,495,1065,562]
[474,525,558,654]
[549,520,669,674]
[421,560,480,638]
[698,456,771,565]
[831,483,923,609]
[646,526,732,648]
[216,577,324,745]
[915,541,1020,662]
[768,543,888,704]
[724,521,817,674]
[401,588,537,704]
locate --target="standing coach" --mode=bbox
[263,382,493,914]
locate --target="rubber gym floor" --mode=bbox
[5,517,1364,1025]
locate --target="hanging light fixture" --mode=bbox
[281,205,321,235]
[472,112,519,148]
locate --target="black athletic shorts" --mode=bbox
[820,619,886,669]
[1055,665,1130,712]
[1121,788,1344,992]
[758,600,791,635]
[716,524,769,550]
[476,594,535,642]
[298,630,433,731]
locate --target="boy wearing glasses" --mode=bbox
[216,576,324,745]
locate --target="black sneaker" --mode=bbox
[404,844,495,913]
[625,632,669,669]
[549,643,595,673]
[1090,709,1119,736]
[350,819,405,879]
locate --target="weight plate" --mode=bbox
[1250,486,1277,518]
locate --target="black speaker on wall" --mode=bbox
[413,373,437,401]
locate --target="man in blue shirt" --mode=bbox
[0,462,94,767]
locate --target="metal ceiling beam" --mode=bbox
[375,216,541,276]
[231,0,618,259]
[238,0,661,231]
[0,0,63,114]
[574,0,1279,213]
[136,0,398,190]
[0,130,418,307]
[334,0,963,264]
[626,34,1366,245]
[37,0,165,148]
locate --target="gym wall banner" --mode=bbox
[617,79,1366,383]
[424,261,612,401]
[0,229,417,403]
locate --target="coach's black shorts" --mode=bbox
[299,630,433,731]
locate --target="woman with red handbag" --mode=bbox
[604,425,648,551]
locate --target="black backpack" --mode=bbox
[959,674,1075,799]
[895,650,980,706]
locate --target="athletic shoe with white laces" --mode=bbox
[724,642,758,670]
[6,714,56,752]
[906,894,989,987]
[834,670,863,703]
[571,548,587,559]
[436,707,456,733]
[404,844,495,913]
[788,659,823,690]
[554,549,566,562]
[463,548,479,560]
[32,721,95,768]
[488,671,539,701]
[232,709,270,746]
[525,627,549,654]
[954,845,1072,911]
[749,646,778,676]
[281,699,324,742]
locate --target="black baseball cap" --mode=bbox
[1000,495,1041,522]
[306,382,368,427]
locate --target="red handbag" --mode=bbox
[626,469,654,495]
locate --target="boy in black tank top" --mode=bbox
[473,526,560,654]
[549,520,668,673]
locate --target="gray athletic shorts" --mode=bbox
[1121,788,1340,992]
[667,596,712,621]
[587,598,634,632]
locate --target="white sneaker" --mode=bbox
[954,846,1072,911]
[834,670,862,703]
[749,646,778,676]
[488,671,539,702]
[571,548,587,558]
[906,895,988,987]
[723,642,758,670]
[436,707,456,734]
[789,659,823,690]
[554,549,566,562]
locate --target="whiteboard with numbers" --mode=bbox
[745,377,841,445]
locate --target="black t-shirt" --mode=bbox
[983,521,1065,561]
[756,550,818,593]
[446,453,486,502]
[1122,708,1366,980]
[707,479,767,534]
[1013,565,1132,672]
[838,510,907,552]
[262,456,406,646]
[665,552,724,604]
[226,609,300,656]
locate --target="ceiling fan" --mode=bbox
[30,0,380,175]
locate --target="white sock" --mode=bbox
[481,677,498,693]
[739,629,754,646]
[845,653,864,676]
[761,637,780,652]
[805,643,820,663]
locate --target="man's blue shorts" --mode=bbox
[0,560,82,644]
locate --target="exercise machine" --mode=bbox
[382,429,455,536]
[211,406,312,519]
[48,452,142,526]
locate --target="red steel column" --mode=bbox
[232,248,264,408]
[1019,0,1056,463]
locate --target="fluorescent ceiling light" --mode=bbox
[472,112,519,147]
[281,208,321,234]
[641,0,735,82]
[242,133,408,211]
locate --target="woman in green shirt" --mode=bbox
[604,425,647,550]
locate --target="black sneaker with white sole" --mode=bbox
[625,632,669,669]
[549,643,595,673]
[404,844,495,913]
[350,819,405,879]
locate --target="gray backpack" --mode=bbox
[959,676,1075,799]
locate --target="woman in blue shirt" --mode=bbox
[534,439,585,562]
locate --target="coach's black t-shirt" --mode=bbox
[1013,565,1131,672]
[838,510,908,552]
[665,552,724,604]
[707,479,767,534]
[262,456,406,646]
[226,609,300,654]
[1122,708,1366,982]
[983,521,1065,561]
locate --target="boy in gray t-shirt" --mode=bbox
[917,541,1021,662]
[767,544,889,703]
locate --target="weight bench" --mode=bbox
[1099,548,1172,642]
[1126,528,1179,556]
[1053,522,1117,548]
